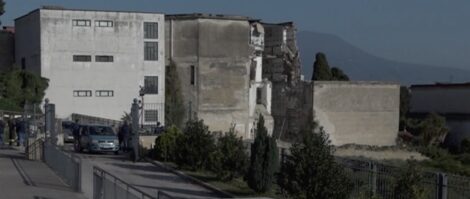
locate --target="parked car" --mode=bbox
[74,124,119,154]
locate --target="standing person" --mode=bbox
[16,119,26,147]
[72,119,80,151]
[0,119,5,146]
[8,118,14,146]
[119,121,130,152]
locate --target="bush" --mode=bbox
[393,160,427,199]
[210,128,248,181]
[246,115,279,193]
[277,122,352,199]
[175,119,216,170]
[461,139,470,154]
[154,125,181,162]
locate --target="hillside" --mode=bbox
[298,31,470,85]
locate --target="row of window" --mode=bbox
[73,55,114,62]
[73,90,114,97]
[72,20,159,39]
[72,42,158,62]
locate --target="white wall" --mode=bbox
[16,9,165,123]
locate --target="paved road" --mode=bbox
[0,146,87,199]
[64,144,225,199]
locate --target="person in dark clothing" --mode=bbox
[0,119,5,146]
[8,119,15,146]
[16,119,26,147]
[118,121,130,152]
[72,119,80,150]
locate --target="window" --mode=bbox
[73,90,92,97]
[144,22,158,39]
[256,88,262,104]
[95,55,114,62]
[144,76,158,94]
[95,20,113,27]
[21,58,26,70]
[96,90,114,97]
[72,19,91,27]
[144,110,158,122]
[144,42,158,61]
[190,65,195,85]
[73,55,92,62]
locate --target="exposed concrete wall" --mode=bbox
[0,31,15,70]
[166,16,273,138]
[313,81,400,146]
[15,9,165,123]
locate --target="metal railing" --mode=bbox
[93,166,174,199]
[43,141,81,191]
[335,157,470,199]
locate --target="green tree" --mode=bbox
[246,115,279,193]
[0,0,5,25]
[165,61,185,128]
[418,113,448,146]
[210,128,248,181]
[393,160,427,199]
[154,125,182,162]
[278,122,352,199]
[175,119,215,170]
[312,52,332,81]
[312,52,349,81]
[0,68,49,110]
[331,67,349,81]
[461,138,470,154]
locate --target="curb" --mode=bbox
[143,157,234,198]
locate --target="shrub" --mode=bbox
[393,160,427,199]
[210,128,248,181]
[277,122,352,199]
[246,115,279,193]
[154,125,181,162]
[175,119,215,170]
[461,138,470,154]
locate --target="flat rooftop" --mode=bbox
[166,13,255,21]
[411,82,470,89]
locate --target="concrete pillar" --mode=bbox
[131,99,140,162]
[369,162,377,197]
[44,99,56,145]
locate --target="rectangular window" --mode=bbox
[21,58,26,70]
[144,76,158,94]
[144,110,158,122]
[72,19,91,27]
[96,90,114,97]
[256,88,263,104]
[95,20,113,27]
[144,42,158,61]
[73,90,92,97]
[144,22,158,39]
[95,55,114,62]
[190,65,195,85]
[73,55,92,62]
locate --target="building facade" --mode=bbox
[410,83,470,149]
[165,14,273,138]
[0,26,15,70]
[313,81,400,146]
[15,7,165,124]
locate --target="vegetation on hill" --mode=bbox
[311,52,349,81]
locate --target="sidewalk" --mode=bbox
[0,146,87,199]
[79,153,226,199]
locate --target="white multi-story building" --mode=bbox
[15,7,165,125]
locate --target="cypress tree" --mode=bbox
[312,52,332,81]
[246,115,279,193]
[165,61,185,128]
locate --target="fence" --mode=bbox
[336,157,470,199]
[93,166,174,199]
[43,141,81,191]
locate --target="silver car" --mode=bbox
[74,125,119,154]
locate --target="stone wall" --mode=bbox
[313,81,400,146]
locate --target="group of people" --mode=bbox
[0,118,27,147]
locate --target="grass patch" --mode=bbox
[161,162,282,198]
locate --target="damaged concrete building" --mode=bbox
[262,22,312,139]
[165,14,273,139]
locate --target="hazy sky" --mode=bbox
[2,0,470,70]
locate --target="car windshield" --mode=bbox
[89,126,115,136]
